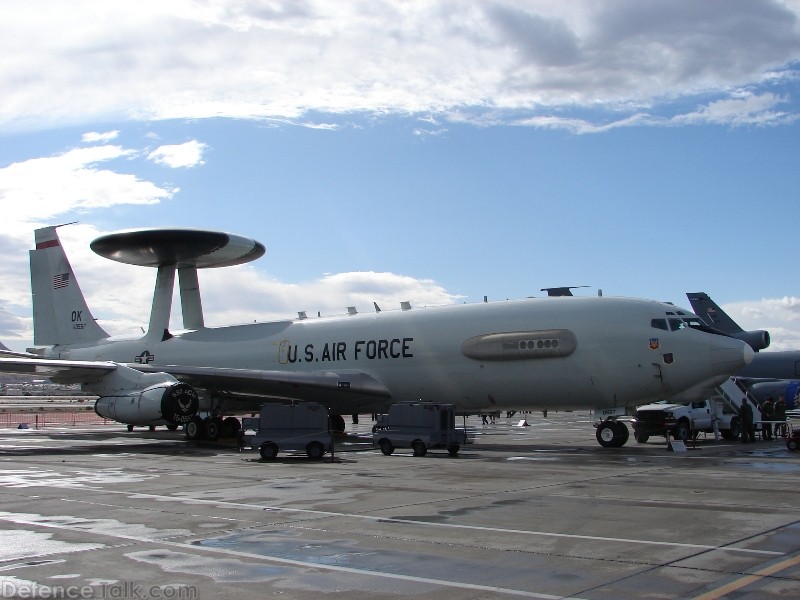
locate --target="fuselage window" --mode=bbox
[651,319,668,331]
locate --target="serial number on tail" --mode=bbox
[278,338,414,364]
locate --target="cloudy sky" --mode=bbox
[1,0,799,352]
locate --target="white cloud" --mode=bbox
[82,130,120,144]
[0,234,461,352]
[147,140,208,168]
[0,145,176,225]
[0,1,798,132]
[723,297,800,352]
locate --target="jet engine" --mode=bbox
[735,330,770,352]
[86,364,199,426]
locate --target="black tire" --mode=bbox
[787,438,798,451]
[634,431,649,444]
[616,421,629,447]
[222,416,241,438]
[447,444,460,456]
[126,424,134,432]
[721,418,740,440]
[596,422,618,448]
[205,417,223,441]
[330,414,346,432]
[673,421,690,442]
[412,440,427,457]
[259,442,279,460]
[379,439,394,455]
[185,416,205,440]
[306,442,325,460]
[166,424,179,431]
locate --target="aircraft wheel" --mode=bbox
[205,417,223,441]
[259,442,279,460]
[447,444,460,456]
[185,416,206,440]
[330,414,346,433]
[616,421,629,447]
[379,439,394,455]
[306,442,325,460]
[166,424,179,431]
[595,422,619,448]
[412,440,427,457]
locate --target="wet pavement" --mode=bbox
[0,412,798,599]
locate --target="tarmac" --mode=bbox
[0,411,798,600]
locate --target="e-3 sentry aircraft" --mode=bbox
[0,225,753,448]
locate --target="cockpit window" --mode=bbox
[651,318,668,331]
[669,318,686,331]
[682,317,706,329]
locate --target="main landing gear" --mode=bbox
[185,415,243,441]
[184,412,348,441]
[594,418,630,448]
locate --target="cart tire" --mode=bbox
[259,442,279,460]
[447,444,460,456]
[306,442,325,460]
[412,440,427,457]
[788,439,798,451]
[379,439,394,455]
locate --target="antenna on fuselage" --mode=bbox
[90,228,266,339]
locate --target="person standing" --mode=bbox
[774,396,787,438]
[761,397,775,441]
[739,398,755,443]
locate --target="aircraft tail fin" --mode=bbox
[686,292,770,351]
[29,226,109,346]
[686,292,744,333]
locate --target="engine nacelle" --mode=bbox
[86,365,199,426]
[735,330,770,352]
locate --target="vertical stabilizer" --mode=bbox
[30,226,109,346]
[686,292,744,333]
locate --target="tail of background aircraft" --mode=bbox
[686,292,770,351]
[29,225,109,347]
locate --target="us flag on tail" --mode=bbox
[53,273,70,289]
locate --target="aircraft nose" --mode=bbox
[709,336,754,377]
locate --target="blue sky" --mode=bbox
[1,1,799,352]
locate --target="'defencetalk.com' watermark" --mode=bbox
[1,581,198,599]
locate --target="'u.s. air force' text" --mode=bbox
[279,338,414,364]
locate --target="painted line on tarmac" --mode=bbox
[0,512,583,600]
[691,553,800,600]
[96,487,782,557]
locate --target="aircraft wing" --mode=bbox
[0,357,118,383]
[129,363,392,403]
[0,356,391,404]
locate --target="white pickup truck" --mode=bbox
[631,398,742,443]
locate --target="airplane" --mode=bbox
[0,225,754,448]
[686,292,770,351]
[687,292,799,407]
